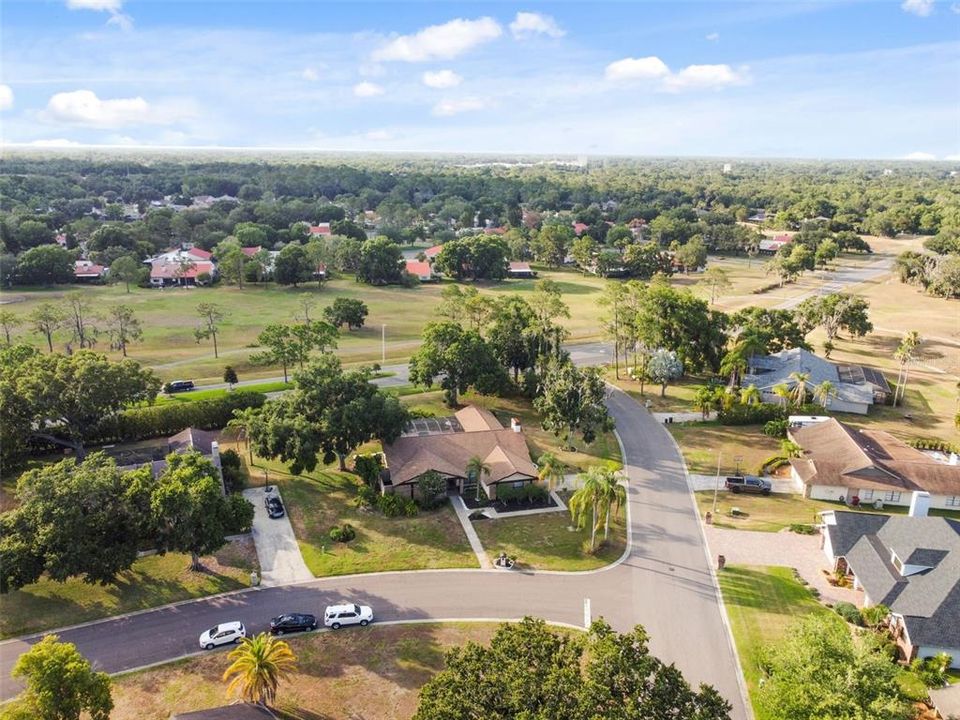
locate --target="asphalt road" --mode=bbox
[774,255,893,310]
[0,382,748,718]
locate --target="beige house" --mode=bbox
[790,418,960,510]
[381,406,538,501]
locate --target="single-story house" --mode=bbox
[790,418,960,509]
[820,504,960,668]
[381,406,539,501]
[572,221,590,236]
[405,259,436,282]
[118,427,224,491]
[743,347,890,414]
[507,261,537,279]
[308,223,331,237]
[172,703,277,719]
[146,247,218,287]
[424,244,444,260]
[74,259,108,283]
[758,235,793,254]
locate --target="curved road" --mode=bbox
[0,385,748,718]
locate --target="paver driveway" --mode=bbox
[0,385,749,718]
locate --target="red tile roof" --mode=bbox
[241,246,261,257]
[74,260,106,277]
[309,224,331,236]
[187,247,213,260]
[424,244,444,258]
[405,260,432,277]
[773,234,793,243]
[573,222,590,235]
[150,260,216,280]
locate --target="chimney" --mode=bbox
[908,491,930,518]
[211,440,225,495]
[510,417,521,433]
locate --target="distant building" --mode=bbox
[722,163,733,174]
[572,221,590,236]
[146,247,218,287]
[507,261,537,279]
[404,259,435,282]
[308,223,331,237]
[74,259,108,283]
[758,234,793,254]
[423,244,444,260]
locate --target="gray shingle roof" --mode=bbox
[743,348,876,405]
[827,511,960,650]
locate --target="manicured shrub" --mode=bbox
[789,523,816,535]
[757,455,790,474]
[224,493,255,534]
[833,601,863,626]
[763,419,790,438]
[859,604,890,629]
[328,523,356,543]
[90,391,267,445]
[353,453,383,490]
[220,449,245,493]
[718,403,785,426]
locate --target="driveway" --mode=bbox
[242,487,313,586]
[0,384,748,719]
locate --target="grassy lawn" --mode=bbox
[236,450,478,576]
[695,491,836,532]
[109,622,505,720]
[667,422,782,476]
[717,564,835,718]
[610,372,705,414]
[473,503,626,571]
[154,381,292,403]
[0,540,258,639]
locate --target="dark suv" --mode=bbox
[725,476,772,495]
[165,380,195,393]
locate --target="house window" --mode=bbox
[860,489,874,501]
[512,481,525,488]
[946,496,960,508]
[884,491,902,503]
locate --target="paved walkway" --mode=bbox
[450,495,492,569]
[476,491,569,519]
[242,487,314,586]
[703,525,862,607]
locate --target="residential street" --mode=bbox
[0,384,748,718]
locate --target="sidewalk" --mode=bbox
[689,474,801,494]
[450,495,492,569]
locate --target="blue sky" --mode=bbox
[1,0,958,159]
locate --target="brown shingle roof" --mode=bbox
[454,406,502,432]
[789,419,960,495]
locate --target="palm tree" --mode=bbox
[222,632,297,707]
[893,331,921,407]
[740,384,761,406]
[780,439,803,458]
[787,371,810,407]
[466,455,491,502]
[772,383,792,408]
[226,407,258,465]
[569,468,603,552]
[813,380,836,408]
[536,451,565,491]
[693,386,716,419]
[596,470,627,542]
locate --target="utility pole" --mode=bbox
[712,453,722,515]
[381,324,386,365]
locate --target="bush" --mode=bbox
[763,419,790,438]
[377,493,419,518]
[718,403,785,426]
[908,438,960,454]
[417,470,446,510]
[90,391,267,445]
[328,523,356,543]
[496,483,549,505]
[911,652,952,687]
[355,485,376,509]
[224,493,255,534]
[353,453,383,489]
[834,601,863,626]
[757,455,790,474]
[859,604,889,629]
[220,449,245,493]
[789,523,817,535]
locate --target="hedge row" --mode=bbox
[718,403,786,425]
[908,438,959,454]
[88,391,267,445]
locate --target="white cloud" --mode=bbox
[422,69,463,88]
[943,153,960,161]
[43,89,192,127]
[432,97,486,116]
[901,0,935,15]
[604,56,670,82]
[302,67,319,81]
[903,151,937,160]
[27,138,85,147]
[706,32,720,41]
[66,0,131,30]
[372,17,502,62]
[663,64,749,91]
[0,85,13,111]
[353,81,384,98]
[509,12,565,40]
[365,129,393,141]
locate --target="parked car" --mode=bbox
[266,496,285,519]
[724,476,772,495]
[199,621,245,649]
[165,380,195,393]
[324,603,374,629]
[269,613,317,635]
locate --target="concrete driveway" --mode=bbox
[243,487,313,586]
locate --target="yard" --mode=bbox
[667,422,782,476]
[610,371,706,414]
[234,449,479,576]
[0,540,258,639]
[473,499,627,571]
[108,622,504,720]
[716,564,835,718]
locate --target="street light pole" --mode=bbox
[381,324,386,365]
[712,452,722,515]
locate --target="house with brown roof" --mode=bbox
[507,261,537,278]
[789,418,960,510]
[74,259,108,283]
[404,259,436,282]
[381,406,539,501]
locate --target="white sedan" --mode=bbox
[199,621,246,649]
[323,603,374,629]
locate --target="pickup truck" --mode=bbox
[724,476,772,495]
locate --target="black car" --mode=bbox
[165,380,195,394]
[266,496,285,518]
[269,613,317,635]
[724,476,772,495]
